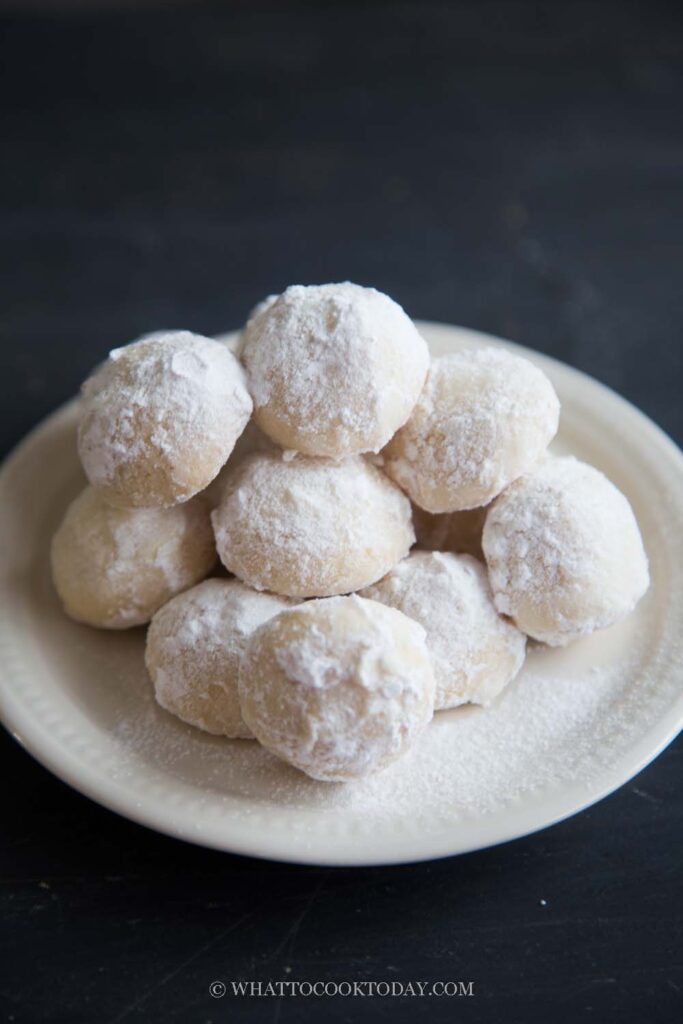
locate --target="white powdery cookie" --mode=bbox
[361,551,526,710]
[383,347,560,513]
[145,578,295,739]
[50,487,216,629]
[241,282,429,457]
[482,456,650,646]
[78,331,253,508]
[211,452,414,598]
[238,595,435,782]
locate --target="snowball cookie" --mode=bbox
[241,282,429,457]
[238,595,435,781]
[412,503,489,561]
[383,347,560,513]
[212,452,414,598]
[361,551,525,709]
[51,486,216,629]
[145,579,295,738]
[482,456,650,646]
[78,330,253,508]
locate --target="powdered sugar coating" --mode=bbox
[234,294,278,357]
[78,331,253,508]
[211,452,415,598]
[238,595,435,781]
[361,551,526,709]
[146,579,295,738]
[202,419,278,510]
[483,456,650,645]
[241,283,429,457]
[50,486,216,629]
[383,348,560,512]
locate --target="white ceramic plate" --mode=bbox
[1,323,682,866]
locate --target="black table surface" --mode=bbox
[1,2,681,1022]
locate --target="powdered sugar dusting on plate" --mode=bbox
[108,583,666,827]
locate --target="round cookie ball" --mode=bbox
[51,486,216,629]
[482,456,650,646]
[238,595,435,781]
[145,579,294,738]
[241,282,429,457]
[412,503,489,561]
[361,551,526,709]
[383,347,560,513]
[212,452,414,598]
[78,330,253,508]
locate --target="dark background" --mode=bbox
[1,1,681,1021]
